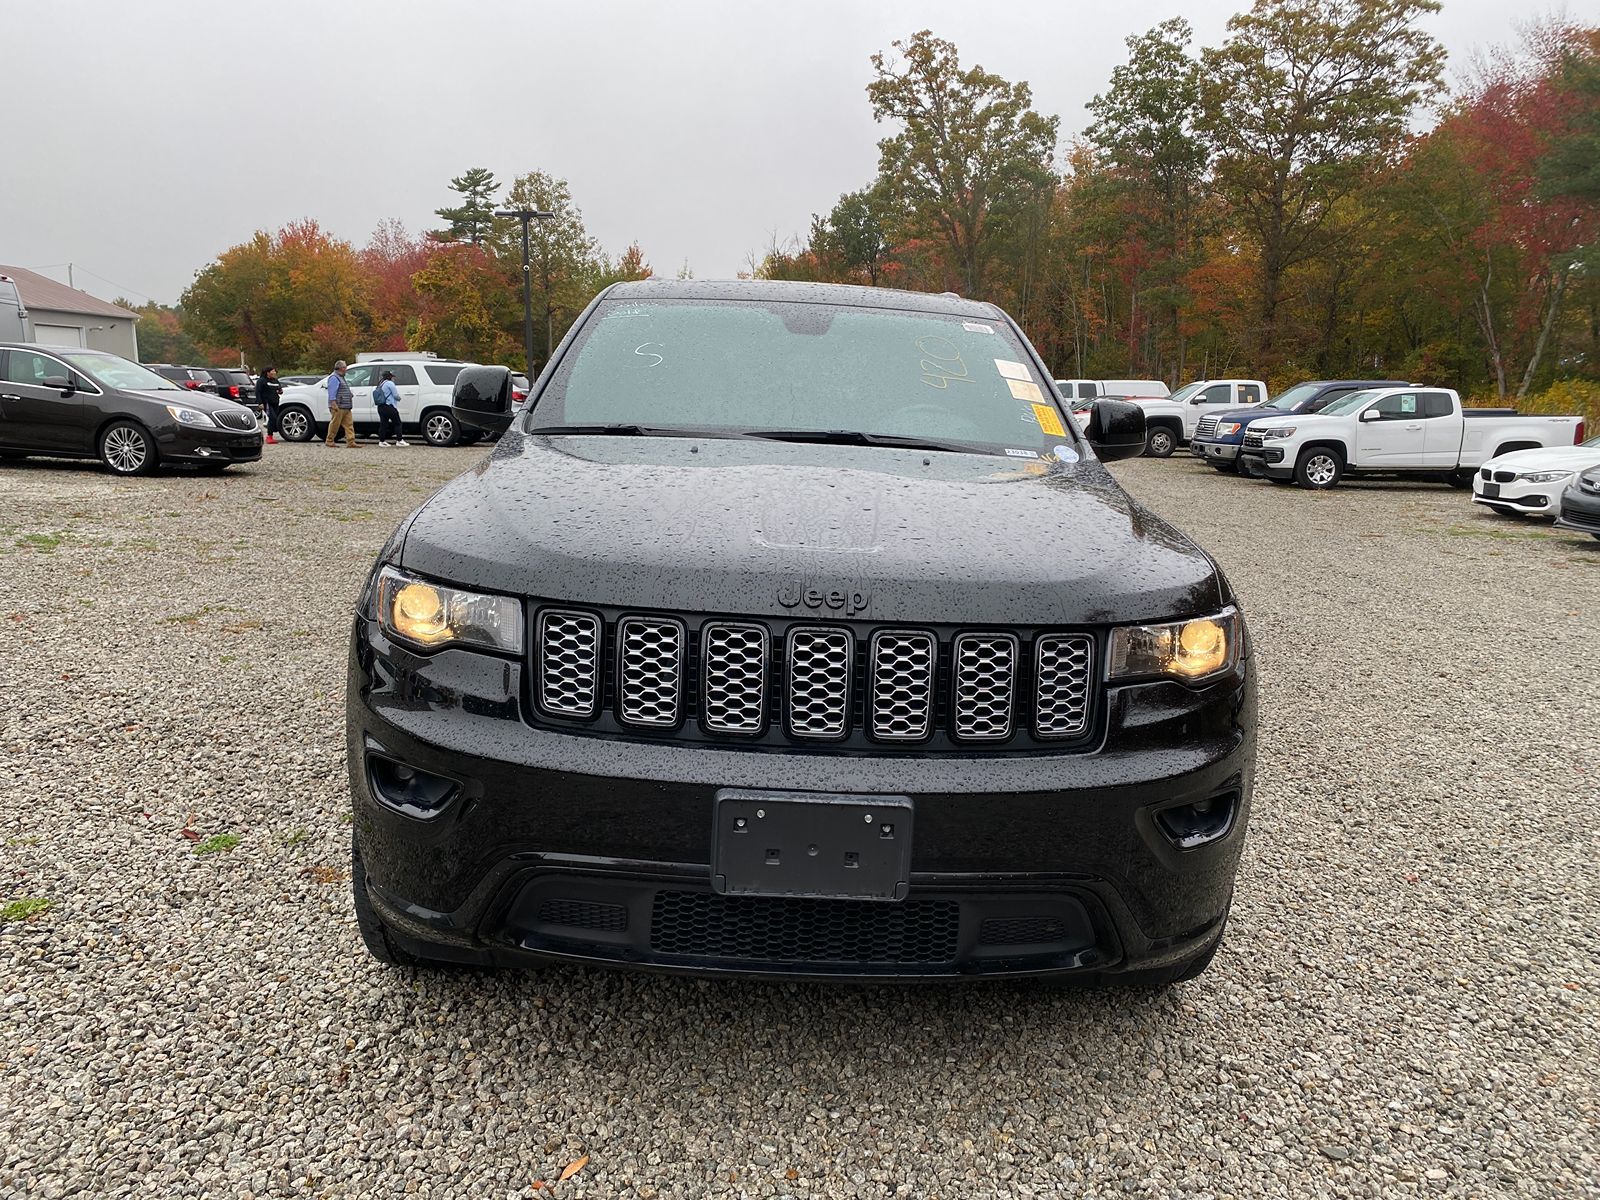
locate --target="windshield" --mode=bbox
[531,298,1078,455]
[1168,382,1205,404]
[1315,390,1378,417]
[1264,383,1323,411]
[61,351,181,391]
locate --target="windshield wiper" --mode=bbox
[745,429,983,455]
[532,423,747,439]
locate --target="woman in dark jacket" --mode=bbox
[256,366,283,443]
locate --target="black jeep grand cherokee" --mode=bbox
[348,281,1255,986]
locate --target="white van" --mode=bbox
[0,275,32,343]
[1099,379,1170,399]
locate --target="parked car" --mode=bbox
[1190,379,1409,472]
[348,278,1255,988]
[1134,379,1268,458]
[1472,437,1600,519]
[276,358,481,446]
[198,367,256,406]
[0,343,261,475]
[1054,378,1103,402]
[145,364,216,392]
[1554,465,1600,540]
[1238,387,1586,489]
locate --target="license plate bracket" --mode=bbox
[712,790,913,901]
[1482,481,1501,498]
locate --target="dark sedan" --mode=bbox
[0,344,262,475]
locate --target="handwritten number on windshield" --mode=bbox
[916,335,972,389]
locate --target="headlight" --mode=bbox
[1516,470,1571,483]
[165,405,217,427]
[1261,427,1296,440]
[1215,422,1242,436]
[375,566,523,654]
[1109,607,1241,683]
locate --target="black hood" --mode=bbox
[399,433,1224,626]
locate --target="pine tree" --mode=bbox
[429,168,500,245]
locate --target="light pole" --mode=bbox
[494,209,556,376]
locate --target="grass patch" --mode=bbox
[4,835,40,847]
[280,828,309,847]
[194,833,240,855]
[1446,524,1560,542]
[16,532,64,551]
[0,898,51,923]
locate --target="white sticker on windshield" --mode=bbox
[993,359,1030,381]
[1005,447,1040,458]
[1053,444,1079,464]
[963,322,994,334]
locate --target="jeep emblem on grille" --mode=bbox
[777,583,870,616]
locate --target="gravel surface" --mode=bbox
[1,444,1597,1199]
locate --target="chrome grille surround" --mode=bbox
[1195,416,1218,440]
[951,633,1018,741]
[616,616,685,728]
[1034,634,1094,739]
[868,631,936,741]
[701,622,768,735]
[786,627,853,738]
[535,609,602,718]
[211,408,258,431]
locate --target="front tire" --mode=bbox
[1144,426,1177,458]
[278,406,315,442]
[422,409,460,447]
[99,421,157,476]
[1294,447,1343,489]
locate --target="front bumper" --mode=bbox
[1190,440,1240,464]
[1554,484,1600,535]
[156,421,263,464]
[1238,447,1290,479]
[347,617,1257,980]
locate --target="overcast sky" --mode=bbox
[2,0,1539,306]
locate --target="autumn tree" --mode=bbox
[818,184,896,285]
[118,300,204,365]
[492,170,606,368]
[182,219,372,370]
[1199,0,1445,359]
[410,244,520,365]
[867,31,1058,298]
[1087,18,1209,376]
[430,167,500,245]
[360,219,432,352]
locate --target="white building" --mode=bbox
[0,264,139,359]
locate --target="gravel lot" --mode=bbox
[2,444,1597,1200]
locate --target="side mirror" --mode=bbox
[452,365,514,432]
[1359,407,1382,422]
[1083,398,1146,462]
[1191,395,1208,405]
[42,376,75,396]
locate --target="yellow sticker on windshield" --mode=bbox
[1007,378,1044,403]
[1032,404,1066,437]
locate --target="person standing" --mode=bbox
[374,369,406,446]
[255,365,283,444]
[325,360,357,448]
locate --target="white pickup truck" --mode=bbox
[1135,379,1268,458]
[1238,386,1587,489]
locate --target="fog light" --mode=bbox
[1155,792,1237,849]
[367,755,458,818]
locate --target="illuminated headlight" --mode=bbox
[1260,427,1296,440]
[1516,470,1571,484]
[165,405,217,427]
[1109,607,1241,683]
[375,566,522,654]
[1215,422,1243,437]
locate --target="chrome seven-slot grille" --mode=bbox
[531,610,1096,750]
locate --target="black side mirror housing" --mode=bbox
[1083,398,1145,462]
[452,365,514,432]
[42,376,75,396]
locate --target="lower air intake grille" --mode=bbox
[650,891,960,964]
[537,899,629,932]
[979,916,1070,946]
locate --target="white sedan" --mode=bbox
[1472,437,1600,519]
